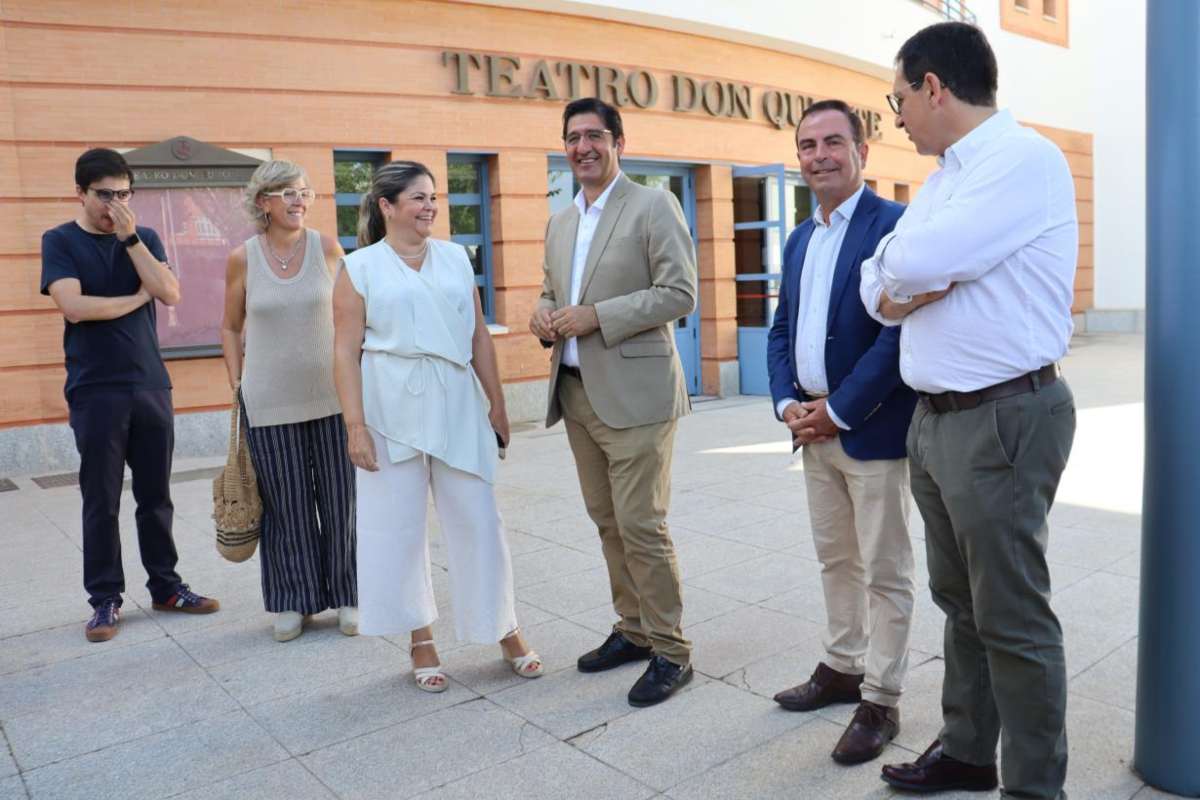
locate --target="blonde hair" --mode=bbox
[243,160,308,232]
[357,161,435,248]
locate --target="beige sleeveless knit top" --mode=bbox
[240,229,341,427]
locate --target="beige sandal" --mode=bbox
[411,640,448,693]
[502,630,544,679]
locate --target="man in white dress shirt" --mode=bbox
[860,23,1078,799]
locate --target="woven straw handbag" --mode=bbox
[213,390,261,562]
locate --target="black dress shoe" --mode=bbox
[831,701,899,765]
[773,663,864,712]
[881,739,999,793]
[628,655,693,707]
[577,630,653,673]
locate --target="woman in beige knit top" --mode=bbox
[220,160,358,643]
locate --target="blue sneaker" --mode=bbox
[152,584,220,614]
[85,598,121,642]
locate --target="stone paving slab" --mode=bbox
[0,777,25,800]
[21,710,289,800]
[299,700,556,800]
[0,743,16,780]
[0,334,1190,799]
[167,761,337,800]
[412,741,657,800]
[249,665,473,756]
[1,639,238,770]
[577,681,809,793]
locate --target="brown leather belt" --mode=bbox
[559,365,582,380]
[920,364,1059,414]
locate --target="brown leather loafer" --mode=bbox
[773,663,863,711]
[832,700,899,764]
[881,739,999,793]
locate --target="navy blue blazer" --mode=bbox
[766,187,916,461]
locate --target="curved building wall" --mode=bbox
[0,0,1096,472]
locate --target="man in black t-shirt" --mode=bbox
[40,148,219,642]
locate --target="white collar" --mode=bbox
[939,108,1015,168]
[813,183,865,229]
[573,172,622,215]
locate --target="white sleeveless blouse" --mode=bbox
[342,238,498,482]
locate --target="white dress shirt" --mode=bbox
[859,110,1077,394]
[774,185,863,429]
[561,173,621,368]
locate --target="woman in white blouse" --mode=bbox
[332,161,541,692]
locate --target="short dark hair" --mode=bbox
[561,97,624,141]
[896,21,998,107]
[798,100,865,145]
[75,148,134,190]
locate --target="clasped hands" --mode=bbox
[783,397,839,449]
[528,305,599,342]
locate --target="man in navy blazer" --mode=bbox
[766,100,918,766]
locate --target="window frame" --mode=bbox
[333,149,390,253]
[447,154,495,323]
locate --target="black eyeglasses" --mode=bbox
[89,188,134,202]
[886,80,924,115]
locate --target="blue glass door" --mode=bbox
[732,165,814,395]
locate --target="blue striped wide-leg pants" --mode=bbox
[243,413,358,614]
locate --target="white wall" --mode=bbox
[1088,6,1145,310]
[478,0,1145,310]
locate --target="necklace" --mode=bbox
[387,238,429,263]
[263,232,305,270]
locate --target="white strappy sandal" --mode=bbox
[410,640,448,693]
[502,630,544,679]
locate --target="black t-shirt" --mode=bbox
[40,221,172,400]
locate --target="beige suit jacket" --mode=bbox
[538,174,697,429]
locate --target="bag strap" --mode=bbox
[222,387,255,494]
[226,388,241,470]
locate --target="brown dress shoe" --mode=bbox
[832,701,899,764]
[773,663,863,711]
[881,739,999,793]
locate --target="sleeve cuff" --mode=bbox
[776,398,799,418]
[826,401,851,431]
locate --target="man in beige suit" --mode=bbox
[529,97,697,707]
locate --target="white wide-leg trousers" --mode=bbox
[356,432,517,643]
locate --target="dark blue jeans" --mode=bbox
[69,388,181,607]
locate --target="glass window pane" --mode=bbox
[734,225,782,328]
[547,169,575,215]
[629,173,669,192]
[450,204,480,235]
[669,176,684,205]
[733,176,768,224]
[461,244,483,277]
[337,205,359,239]
[448,162,479,195]
[788,181,813,227]
[627,173,684,209]
[334,161,375,194]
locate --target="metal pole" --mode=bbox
[1136,1,1200,795]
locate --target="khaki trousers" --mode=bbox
[558,373,691,666]
[802,437,915,707]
